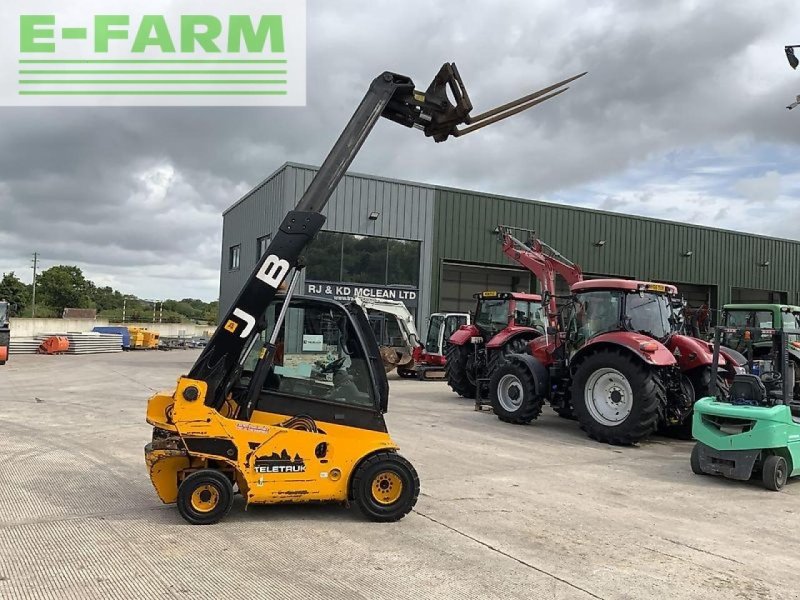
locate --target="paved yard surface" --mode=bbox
[0,351,798,600]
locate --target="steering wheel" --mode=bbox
[320,356,347,374]
[761,371,782,386]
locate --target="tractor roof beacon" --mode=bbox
[144,63,586,525]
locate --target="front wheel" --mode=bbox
[177,469,235,525]
[489,362,544,424]
[571,349,663,445]
[351,452,420,522]
[445,344,477,399]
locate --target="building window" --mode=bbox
[229,245,241,271]
[256,235,271,260]
[305,231,420,286]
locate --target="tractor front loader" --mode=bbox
[144,63,586,524]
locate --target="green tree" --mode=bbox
[0,272,30,315]
[37,265,93,313]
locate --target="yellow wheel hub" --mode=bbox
[190,484,220,513]
[371,471,403,505]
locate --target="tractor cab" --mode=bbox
[566,280,679,349]
[721,303,800,358]
[472,291,545,340]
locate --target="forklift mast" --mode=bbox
[496,225,583,325]
[191,64,586,409]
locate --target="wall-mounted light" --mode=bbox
[594,240,606,247]
[760,260,771,267]
[682,250,694,258]
[368,211,380,221]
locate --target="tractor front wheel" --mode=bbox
[445,344,477,399]
[489,362,545,424]
[571,349,663,445]
[351,452,420,522]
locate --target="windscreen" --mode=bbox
[425,316,443,353]
[475,299,510,333]
[626,292,673,340]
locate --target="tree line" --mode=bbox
[0,266,218,324]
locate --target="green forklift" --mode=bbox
[691,325,800,490]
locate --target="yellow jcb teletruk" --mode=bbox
[144,62,585,524]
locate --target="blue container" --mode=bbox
[92,326,131,349]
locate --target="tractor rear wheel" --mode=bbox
[352,452,420,522]
[489,362,545,424]
[445,344,477,399]
[571,349,663,445]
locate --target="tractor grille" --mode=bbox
[701,414,755,435]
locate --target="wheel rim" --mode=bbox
[777,460,787,486]
[497,374,524,412]
[584,368,634,426]
[371,471,403,505]
[190,484,220,513]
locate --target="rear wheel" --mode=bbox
[352,452,420,522]
[762,455,788,491]
[177,469,234,525]
[571,349,663,445]
[489,362,545,424]
[445,344,477,399]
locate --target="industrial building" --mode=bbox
[221,162,800,329]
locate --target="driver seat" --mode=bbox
[728,374,766,406]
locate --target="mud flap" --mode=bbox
[696,442,760,481]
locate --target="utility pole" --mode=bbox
[122,298,126,323]
[30,252,38,317]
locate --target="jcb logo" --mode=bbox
[256,255,290,288]
[227,254,290,339]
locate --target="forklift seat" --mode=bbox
[728,374,766,406]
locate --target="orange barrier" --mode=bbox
[38,336,70,355]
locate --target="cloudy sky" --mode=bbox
[1,0,799,300]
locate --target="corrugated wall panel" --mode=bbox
[432,187,800,316]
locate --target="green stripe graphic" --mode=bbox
[19,80,288,85]
[20,70,287,75]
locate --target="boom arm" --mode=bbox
[192,64,585,409]
[497,225,583,324]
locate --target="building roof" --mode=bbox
[224,162,800,247]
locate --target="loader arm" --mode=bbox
[497,225,583,325]
[190,65,585,410]
[354,297,421,346]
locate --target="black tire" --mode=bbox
[762,454,788,491]
[571,349,663,445]
[690,444,704,475]
[489,361,544,424]
[351,452,419,522]
[177,469,235,525]
[397,368,416,379]
[445,344,477,399]
[664,367,730,440]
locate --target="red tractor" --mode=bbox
[450,227,747,444]
[445,291,546,406]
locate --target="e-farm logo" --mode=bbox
[1,0,306,106]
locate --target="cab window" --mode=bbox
[243,301,375,408]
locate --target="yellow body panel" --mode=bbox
[145,377,398,507]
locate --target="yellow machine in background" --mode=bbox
[128,327,159,349]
